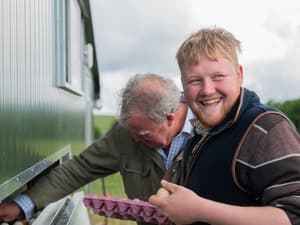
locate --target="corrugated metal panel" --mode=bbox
[0,0,90,199]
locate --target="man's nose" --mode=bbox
[202,79,215,95]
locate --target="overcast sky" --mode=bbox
[90,0,300,115]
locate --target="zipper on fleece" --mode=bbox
[183,131,209,185]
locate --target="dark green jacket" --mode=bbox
[26,122,182,216]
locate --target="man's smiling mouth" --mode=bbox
[200,98,221,106]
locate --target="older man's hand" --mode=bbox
[0,202,22,222]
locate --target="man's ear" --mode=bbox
[166,113,175,126]
[237,64,243,84]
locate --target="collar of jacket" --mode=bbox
[191,88,261,136]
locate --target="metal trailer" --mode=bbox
[0,0,100,224]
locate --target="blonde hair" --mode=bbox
[176,27,241,68]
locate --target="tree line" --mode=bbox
[268,98,300,133]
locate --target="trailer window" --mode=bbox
[55,0,84,96]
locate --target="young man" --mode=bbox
[149,27,300,225]
[0,73,193,224]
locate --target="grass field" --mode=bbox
[88,114,136,225]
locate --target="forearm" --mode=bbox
[26,133,123,209]
[196,198,291,225]
[25,161,91,209]
[150,181,292,225]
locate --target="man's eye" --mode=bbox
[141,134,153,141]
[188,80,201,85]
[139,132,152,139]
[213,74,225,80]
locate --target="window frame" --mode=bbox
[54,0,84,96]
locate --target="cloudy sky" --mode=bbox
[90,0,300,115]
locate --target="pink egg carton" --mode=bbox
[83,194,172,225]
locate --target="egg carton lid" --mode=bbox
[83,194,172,225]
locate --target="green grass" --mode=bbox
[93,115,117,139]
[88,115,135,225]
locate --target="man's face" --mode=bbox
[127,112,171,149]
[181,54,243,128]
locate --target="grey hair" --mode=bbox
[119,73,181,127]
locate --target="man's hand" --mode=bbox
[149,179,202,225]
[0,202,22,222]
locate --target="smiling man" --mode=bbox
[181,53,242,129]
[149,27,300,225]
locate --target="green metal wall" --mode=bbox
[0,0,94,200]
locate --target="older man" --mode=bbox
[0,73,193,224]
